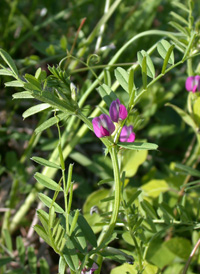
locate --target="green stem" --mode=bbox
[97,146,121,246]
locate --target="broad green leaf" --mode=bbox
[118,142,158,151]
[35,112,67,134]
[5,80,24,87]
[38,193,64,213]
[34,224,52,246]
[63,238,79,272]
[16,236,25,266]
[114,67,129,92]
[0,48,18,76]
[157,40,174,65]
[12,91,34,99]
[122,231,135,246]
[0,68,13,76]
[164,237,192,259]
[97,84,118,107]
[28,246,37,274]
[146,239,175,269]
[111,263,137,274]
[0,257,13,267]
[166,103,197,131]
[142,179,169,198]
[122,149,147,177]
[32,156,60,169]
[143,261,159,274]
[175,163,200,177]
[137,50,155,78]
[34,172,63,191]
[39,258,50,274]
[22,103,51,119]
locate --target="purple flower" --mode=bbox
[185,76,200,93]
[109,99,128,122]
[92,114,115,138]
[120,125,136,142]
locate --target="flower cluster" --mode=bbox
[92,99,135,142]
[185,76,200,93]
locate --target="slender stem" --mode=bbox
[95,0,110,52]
[182,238,200,274]
[97,146,121,246]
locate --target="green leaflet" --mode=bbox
[118,142,158,150]
[22,103,51,119]
[97,83,118,107]
[157,40,174,65]
[137,50,155,79]
[114,67,129,92]
[38,193,64,213]
[34,172,63,191]
[31,156,60,169]
[0,48,18,76]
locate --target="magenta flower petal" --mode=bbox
[119,104,128,120]
[185,76,200,92]
[109,99,127,122]
[127,132,136,142]
[120,125,135,143]
[92,114,115,138]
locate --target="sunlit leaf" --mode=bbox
[22,103,51,119]
[38,193,64,213]
[0,48,18,76]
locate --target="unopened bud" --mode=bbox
[70,82,77,101]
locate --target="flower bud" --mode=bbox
[109,99,128,123]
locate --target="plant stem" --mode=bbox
[97,146,121,246]
[182,238,200,274]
